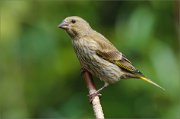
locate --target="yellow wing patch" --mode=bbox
[115,60,135,72]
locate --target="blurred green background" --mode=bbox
[0,0,180,119]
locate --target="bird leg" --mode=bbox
[88,82,109,102]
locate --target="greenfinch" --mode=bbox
[58,16,164,96]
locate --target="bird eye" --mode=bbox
[71,19,76,24]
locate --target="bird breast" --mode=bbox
[72,38,123,84]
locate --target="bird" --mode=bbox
[58,16,165,97]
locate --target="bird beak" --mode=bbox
[58,21,68,29]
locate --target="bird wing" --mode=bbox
[91,31,137,73]
[96,49,137,72]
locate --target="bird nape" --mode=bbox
[58,16,165,98]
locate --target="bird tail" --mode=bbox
[138,75,165,91]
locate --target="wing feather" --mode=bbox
[91,31,138,73]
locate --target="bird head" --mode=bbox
[58,16,92,38]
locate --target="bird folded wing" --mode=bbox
[91,31,137,73]
[96,49,137,73]
[96,50,122,61]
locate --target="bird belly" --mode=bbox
[89,55,123,84]
[72,39,124,84]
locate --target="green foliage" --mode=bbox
[0,1,179,118]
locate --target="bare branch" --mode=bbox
[83,71,104,119]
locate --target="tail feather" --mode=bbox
[138,76,165,91]
[134,70,144,76]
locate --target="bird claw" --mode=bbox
[88,92,102,103]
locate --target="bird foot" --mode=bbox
[88,92,102,103]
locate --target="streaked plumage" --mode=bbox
[58,16,164,95]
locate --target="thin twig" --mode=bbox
[83,71,104,119]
